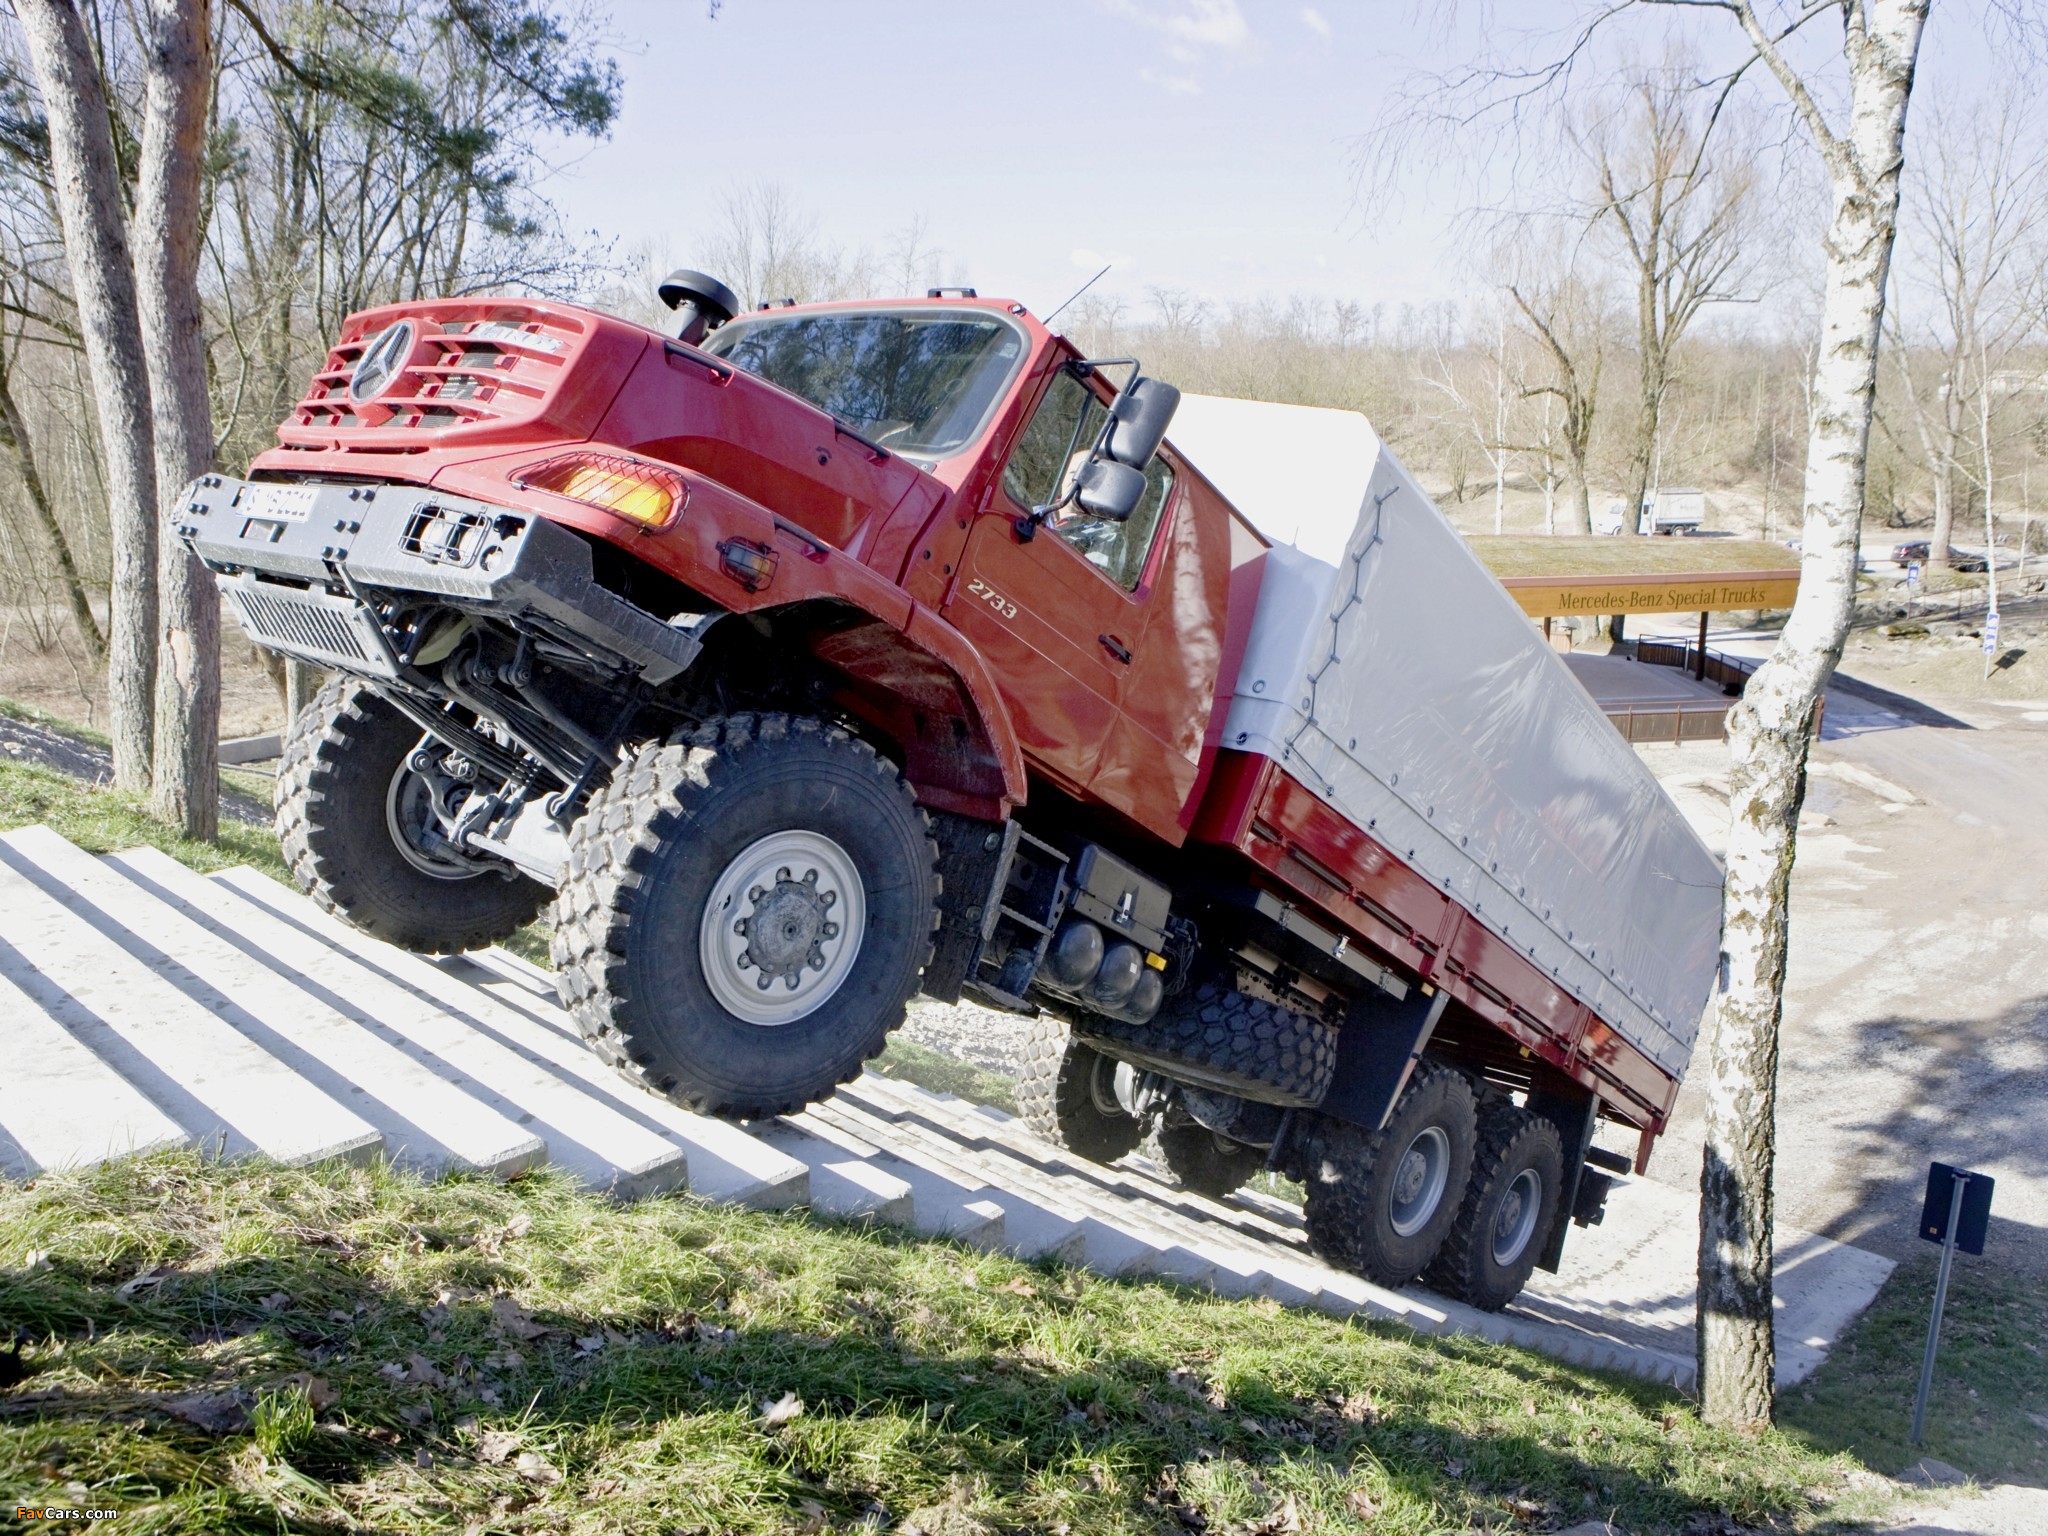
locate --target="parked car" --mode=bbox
[1892,540,1928,563]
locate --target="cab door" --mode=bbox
[944,364,1193,837]
[944,366,1126,799]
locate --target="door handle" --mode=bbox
[1099,633,1132,664]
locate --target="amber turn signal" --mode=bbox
[515,452,685,528]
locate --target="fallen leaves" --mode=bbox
[514,1450,561,1484]
[276,1372,335,1412]
[158,1389,248,1434]
[115,1266,174,1300]
[1345,1488,1377,1520]
[476,1429,522,1465]
[1236,1493,1301,1534]
[756,1391,804,1429]
[489,1295,549,1342]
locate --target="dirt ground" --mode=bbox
[1631,654,2048,1281]
[0,604,288,742]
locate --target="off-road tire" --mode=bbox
[1075,982,1337,1107]
[1423,1104,1564,1311]
[1298,1060,1478,1288]
[275,677,549,952]
[1015,1015,1144,1164]
[1151,1121,1267,1200]
[550,714,939,1117]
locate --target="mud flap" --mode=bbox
[1313,985,1450,1133]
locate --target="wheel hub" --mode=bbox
[734,868,838,987]
[386,742,485,881]
[1387,1124,1451,1238]
[1491,1168,1542,1266]
[700,829,866,1026]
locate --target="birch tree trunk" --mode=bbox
[134,0,221,840]
[0,355,105,663]
[14,0,158,788]
[1695,0,1928,1433]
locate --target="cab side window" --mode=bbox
[1001,368,1176,592]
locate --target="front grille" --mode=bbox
[226,580,396,677]
[281,303,580,450]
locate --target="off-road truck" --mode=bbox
[177,272,1722,1309]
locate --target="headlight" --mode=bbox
[514,452,686,528]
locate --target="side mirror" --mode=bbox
[1104,376,1180,469]
[658,269,739,346]
[1075,458,1146,522]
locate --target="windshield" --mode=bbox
[701,307,1026,458]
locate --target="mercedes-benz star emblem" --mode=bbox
[348,320,416,403]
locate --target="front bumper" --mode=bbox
[177,475,703,684]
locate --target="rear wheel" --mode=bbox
[1424,1104,1564,1311]
[275,678,548,952]
[1152,1121,1266,1200]
[551,714,939,1117]
[1015,1016,1144,1164]
[1299,1061,1477,1288]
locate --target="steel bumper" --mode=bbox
[177,474,701,684]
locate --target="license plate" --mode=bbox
[238,483,319,523]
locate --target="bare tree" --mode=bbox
[1886,95,2046,569]
[13,0,159,788]
[1644,0,1931,1433]
[1505,244,1607,535]
[1577,61,1762,538]
[134,0,219,839]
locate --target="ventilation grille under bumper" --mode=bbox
[223,576,399,678]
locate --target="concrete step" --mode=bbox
[848,1078,1439,1328]
[193,860,809,1210]
[786,1103,1009,1249]
[750,1119,917,1225]
[0,968,188,1177]
[0,831,1889,1392]
[101,848,682,1199]
[1,827,544,1180]
[0,839,382,1169]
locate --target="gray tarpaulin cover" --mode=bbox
[1210,430,1725,1082]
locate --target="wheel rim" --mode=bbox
[1491,1167,1543,1266]
[385,754,481,881]
[1387,1124,1451,1237]
[699,829,867,1026]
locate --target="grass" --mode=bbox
[1779,1249,2048,1487]
[871,1039,1020,1116]
[0,758,288,884]
[0,694,112,749]
[0,1154,1901,1536]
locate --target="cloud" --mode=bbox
[1140,66,1202,96]
[1105,1,1250,92]
[1300,6,1333,40]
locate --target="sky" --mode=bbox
[539,1,2004,327]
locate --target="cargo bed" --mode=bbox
[1181,420,1723,1135]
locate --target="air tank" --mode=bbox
[1043,918,1105,989]
[1086,941,1145,1010]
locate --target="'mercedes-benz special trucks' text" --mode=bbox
[177,273,1722,1310]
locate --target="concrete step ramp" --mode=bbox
[0,827,1894,1392]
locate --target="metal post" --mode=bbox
[1696,610,1709,681]
[1911,1171,1970,1446]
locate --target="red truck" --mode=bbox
[178,275,1721,1310]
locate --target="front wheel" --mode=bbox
[275,678,549,952]
[551,714,939,1117]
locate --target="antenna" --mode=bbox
[1042,263,1111,328]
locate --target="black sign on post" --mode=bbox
[1911,1162,1994,1447]
[1920,1163,1994,1255]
